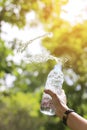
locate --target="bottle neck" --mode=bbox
[54,63,62,71]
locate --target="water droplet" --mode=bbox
[47,32,53,38]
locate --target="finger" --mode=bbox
[44,89,56,98]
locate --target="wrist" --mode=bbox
[62,109,74,125]
[61,106,69,118]
[57,105,69,119]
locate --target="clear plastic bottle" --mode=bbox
[40,62,64,116]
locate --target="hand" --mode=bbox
[44,89,69,118]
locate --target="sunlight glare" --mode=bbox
[61,0,87,25]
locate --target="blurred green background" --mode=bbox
[0,0,87,130]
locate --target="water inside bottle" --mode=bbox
[40,94,55,115]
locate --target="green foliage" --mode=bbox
[0,0,38,27]
[0,40,14,83]
[0,92,42,130]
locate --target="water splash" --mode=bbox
[24,52,69,64]
[17,32,53,53]
[16,32,69,64]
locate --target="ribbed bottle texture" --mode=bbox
[40,63,64,115]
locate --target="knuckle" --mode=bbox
[53,93,57,98]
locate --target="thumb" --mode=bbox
[44,89,56,98]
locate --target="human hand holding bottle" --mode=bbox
[44,89,87,130]
[44,89,68,118]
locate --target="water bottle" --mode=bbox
[40,62,64,116]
